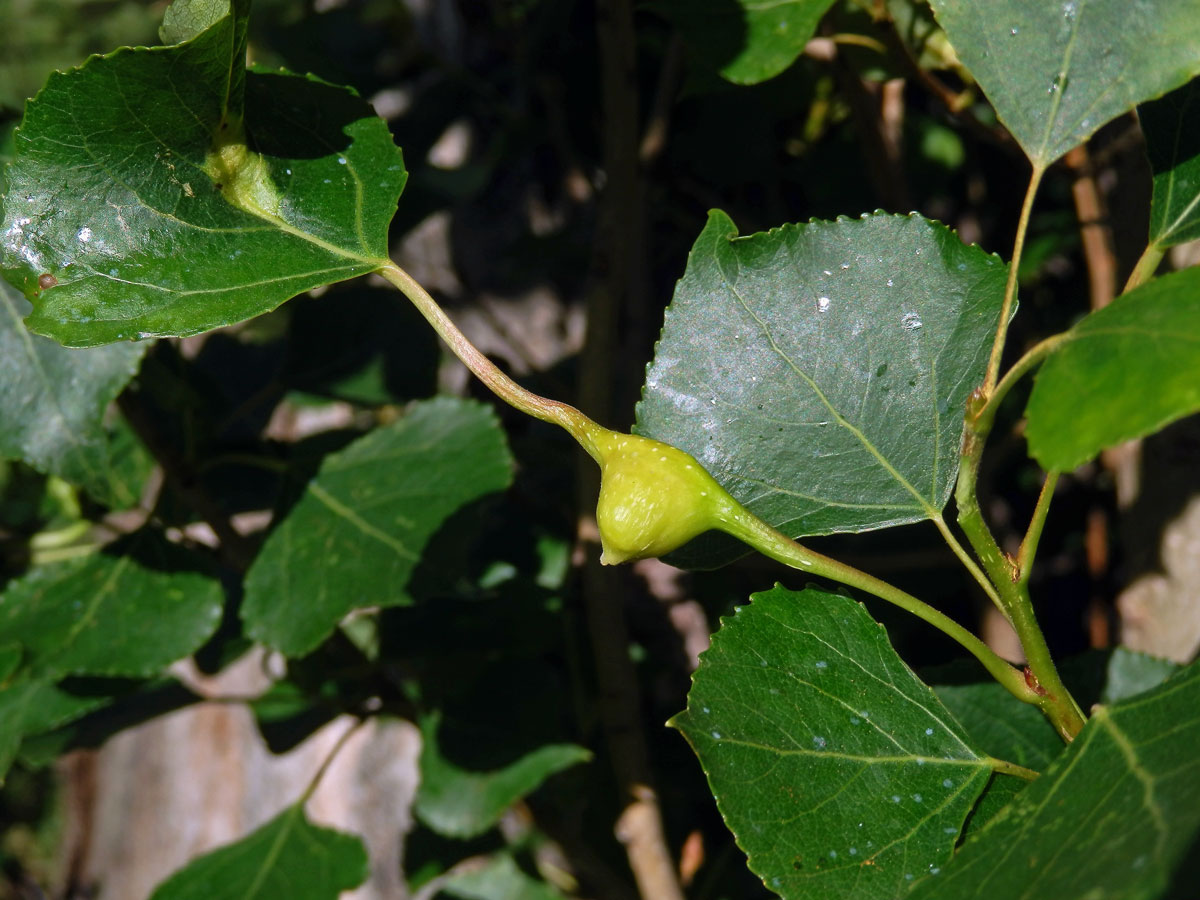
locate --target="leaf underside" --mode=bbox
[929,0,1200,168]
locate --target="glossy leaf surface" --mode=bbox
[242,398,513,657]
[911,660,1200,900]
[0,281,144,505]
[929,0,1200,167]
[636,210,1005,566]
[415,713,590,839]
[147,803,368,900]
[1141,79,1200,249]
[1025,267,1200,471]
[672,586,994,899]
[0,1,405,346]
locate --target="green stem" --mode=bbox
[299,717,365,805]
[972,331,1070,435]
[1124,242,1164,294]
[932,513,1007,619]
[983,165,1045,396]
[1017,472,1058,587]
[381,257,1060,724]
[956,429,1084,741]
[717,508,1038,708]
[378,263,599,451]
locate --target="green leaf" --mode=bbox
[242,397,514,657]
[0,2,406,347]
[147,803,368,900]
[0,676,111,783]
[652,0,837,85]
[438,854,567,900]
[1025,267,1200,472]
[160,0,236,44]
[1142,78,1200,249]
[415,712,590,840]
[934,683,1062,772]
[0,535,223,680]
[910,659,1200,900]
[17,677,198,768]
[927,0,1200,168]
[0,280,145,505]
[672,585,994,899]
[636,210,1005,567]
[1101,647,1179,705]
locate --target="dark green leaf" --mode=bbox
[147,803,368,900]
[0,280,145,505]
[636,210,1005,567]
[242,397,513,657]
[0,675,115,782]
[0,538,223,680]
[934,682,1062,772]
[1025,267,1200,471]
[1141,79,1200,249]
[928,0,1200,167]
[439,854,567,900]
[910,659,1200,900]
[0,3,406,346]
[415,713,590,840]
[672,585,993,899]
[653,0,837,85]
[16,677,198,768]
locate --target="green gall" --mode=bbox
[590,431,736,565]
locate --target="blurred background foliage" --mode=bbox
[1,1,1197,898]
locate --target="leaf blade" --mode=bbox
[0,6,405,346]
[242,397,514,657]
[0,281,144,504]
[636,210,1005,566]
[673,586,993,899]
[928,0,1200,167]
[1025,267,1200,471]
[910,660,1200,900]
[415,713,590,840]
[1142,78,1200,249]
[653,0,838,85]
[147,803,368,900]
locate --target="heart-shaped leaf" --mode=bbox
[0,1,405,346]
[672,585,996,899]
[636,210,1005,567]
